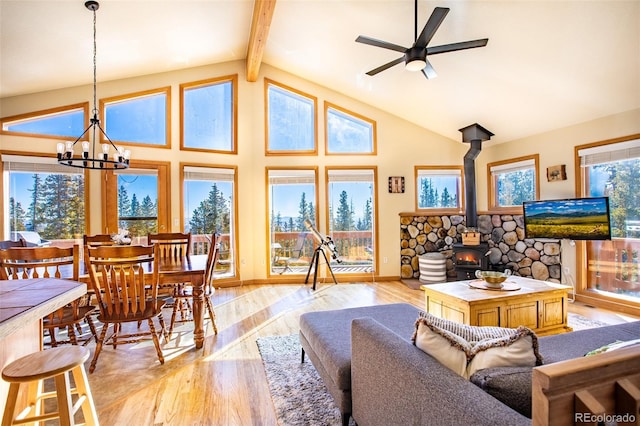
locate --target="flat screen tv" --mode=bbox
[522,197,611,240]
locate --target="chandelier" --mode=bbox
[57,1,130,170]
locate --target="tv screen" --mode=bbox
[522,197,611,240]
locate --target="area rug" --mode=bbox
[257,314,608,425]
[256,334,356,426]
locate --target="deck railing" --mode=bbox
[587,238,640,296]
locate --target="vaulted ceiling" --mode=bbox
[1,1,638,145]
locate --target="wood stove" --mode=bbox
[452,243,490,280]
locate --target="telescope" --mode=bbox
[304,219,341,263]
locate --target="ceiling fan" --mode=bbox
[355,2,488,79]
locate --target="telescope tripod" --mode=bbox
[305,245,338,290]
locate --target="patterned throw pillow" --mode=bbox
[412,311,543,379]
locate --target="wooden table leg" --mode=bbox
[192,276,205,349]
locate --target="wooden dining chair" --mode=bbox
[83,233,115,247]
[148,232,192,323]
[0,245,98,347]
[84,244,167,373]
[168,232,220,337]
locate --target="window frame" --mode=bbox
[180,162,239,283]
[265,166,319,277]
[180,75,238,154]
[1,151,91,240]
[102,160,170,235]
[487,154,539,213]
[0,103,89,140]
[574,133,640,316]
[325,166,378,276]
[414,165,464,213]
[100,87,171,149]
[264,79,318,156]
[324,102,377,155]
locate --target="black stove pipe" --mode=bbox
[458,123,494,230]
[463,139,482,228]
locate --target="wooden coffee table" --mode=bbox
[421,276,573,335]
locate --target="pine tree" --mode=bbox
[27,174,46,232]
[297,192,309,231]
[9,197,26,231]
[335,190,354,231]
[188,183,230,235]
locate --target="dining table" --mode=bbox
[79,253,209,350]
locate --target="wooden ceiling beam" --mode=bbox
[246,0,277,82]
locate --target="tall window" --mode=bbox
[265,79,317,154]
[181,75,237,153]
[183,165,237,279]
[325,102,376,155]
[267,168,318,275]
[1,103,88,140]
[577,136,640,310]
[103,162,170,240]
[3,155,86,244]
[327,168,376,273]
[101,87,170,147]
[415,166,463,211]
[488,155,539,210]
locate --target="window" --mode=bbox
[325,102,376,155]
[265,79,317,154]
[103,162,170,240]
[326,167,376,274]
[488,155,539,210]
[577,136,640,311]
[1,103,88,140]
[267,168,318,275]
[101,87,170,147]
[415,166,463,211]
[181,75,237,153]
[182,165,237,279]
[2,155,86,244]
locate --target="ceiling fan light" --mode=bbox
[404,46,427,72]
[405,59,426,72]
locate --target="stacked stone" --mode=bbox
[400,213,561,282]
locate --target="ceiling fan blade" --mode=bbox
[421,61,437,79]
[356,35,407,53]
[415,7,449,48]
[366,57,405,76]
[427,38,489,55]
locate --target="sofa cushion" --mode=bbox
[412,312,543,379]
[470,366,534,418]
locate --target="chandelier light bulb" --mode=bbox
[82,141,90,152]
[56,143,65,155]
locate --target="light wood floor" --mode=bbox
[81,280,637,426]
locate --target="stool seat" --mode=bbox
[2,346,90,383]
[2,346,98,426]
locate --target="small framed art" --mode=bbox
[388,176,405,193]
[546,164,567,182]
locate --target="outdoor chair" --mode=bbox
[273,232,308,274]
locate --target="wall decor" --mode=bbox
[546,164,567,182]
[388,176,405,193]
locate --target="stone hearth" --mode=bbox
[400,213,561,282]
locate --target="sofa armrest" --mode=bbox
[351,317,530,426]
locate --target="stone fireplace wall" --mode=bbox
[400,213,562,282]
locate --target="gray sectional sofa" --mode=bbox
[299,303,640,426]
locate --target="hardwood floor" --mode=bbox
[82,280,637,425]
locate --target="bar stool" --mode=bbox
[1,346,98,426]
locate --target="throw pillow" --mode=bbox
[412,311,543,379]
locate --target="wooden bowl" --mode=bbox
[475,270,510,288]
